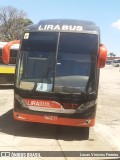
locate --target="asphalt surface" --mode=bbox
[0,65,120,160]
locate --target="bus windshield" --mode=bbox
[16,32,98,94]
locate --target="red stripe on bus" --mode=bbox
[14,112,95,127]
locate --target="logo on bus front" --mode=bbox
[24,99,62,109]
[38,24,83,32]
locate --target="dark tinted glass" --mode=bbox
[0,49,2,63]
[58,33,98,54]
[21,32,58,52]
[17,32,98,93]
[55,33,98,93]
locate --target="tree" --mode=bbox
[0,6,33,41]
[109,52,116,57]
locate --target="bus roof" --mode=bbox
[26,19,99,34]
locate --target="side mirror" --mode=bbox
[2,40,20,64]
[97,44,107,68]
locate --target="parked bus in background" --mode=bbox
[3,19,107,127]
[112,59,120,67]
[0,41,20,84]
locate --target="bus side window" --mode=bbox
[0,49,2,63]
[9,49,17,64]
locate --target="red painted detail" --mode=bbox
[61,102,80,109]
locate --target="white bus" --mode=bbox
[0,41,20,84]
[112,59,120,67]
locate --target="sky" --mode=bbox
[0,0,120,56]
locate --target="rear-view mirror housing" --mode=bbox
[97,44,107,68]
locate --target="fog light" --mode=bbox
[85,120,91,124]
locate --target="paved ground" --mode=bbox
[0,65,120,160]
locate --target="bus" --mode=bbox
[3,19,107,127]
[0,41,20,84]
[112,59,120,67]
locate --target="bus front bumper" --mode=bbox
[14,111,95,127]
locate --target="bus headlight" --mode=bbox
[77,100,96,113]
[15,94,28,108]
